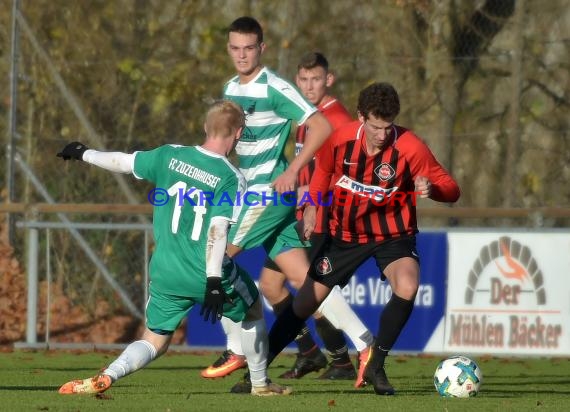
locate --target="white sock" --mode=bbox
[240,318,268,387]
[103,340,157,382]
[221,316,244,355]
[317,286,374,351]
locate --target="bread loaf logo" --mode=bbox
[464,236,545,305]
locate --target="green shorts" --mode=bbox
[145,260,259,332]
[228,192,309,259]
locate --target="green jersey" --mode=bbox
[134,145,246,295]
[224,67,317,192]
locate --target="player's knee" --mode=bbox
[385,258,419,299]
[259,277,279,300]
[392,276,419,300]
[142,330,172,356]
[287,276,306,290]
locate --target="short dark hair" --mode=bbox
[228,16,263,43]
[357,82,400,121]
[297,52,329,72]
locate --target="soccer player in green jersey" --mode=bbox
[56,100,291,396]
[202,17,375,389]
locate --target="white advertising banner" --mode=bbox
[445,232,570,355]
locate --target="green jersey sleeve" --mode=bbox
[133,145,173,183]
[268,76,317,126]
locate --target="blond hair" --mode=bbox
[205,100,245,138]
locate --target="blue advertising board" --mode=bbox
[187,232,447,352]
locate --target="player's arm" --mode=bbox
[201,216,234,324]
[298,137,334,240]
[286,111,332,180]
[57,141,135,174]
[205,217,230,278]
[406,138,460,203]
[273,113,332,194]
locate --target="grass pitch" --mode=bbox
[0,350,568,412]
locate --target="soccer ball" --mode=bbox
[434,356,482,398]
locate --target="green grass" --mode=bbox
[0,350,568,412]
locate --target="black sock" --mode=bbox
[294,326,319,355]
[272,294,317,355]
[272,294,293,316]
[374,293,415,367]
[315,317,351,366]
[267,304,307,366]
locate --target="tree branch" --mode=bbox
[527,78,570,108]
[453,0,516,76]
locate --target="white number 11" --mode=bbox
[167,181,207,240]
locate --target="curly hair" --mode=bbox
[357,82,400,121]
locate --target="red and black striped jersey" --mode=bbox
[309,121,460,243]
[296,97,352,233]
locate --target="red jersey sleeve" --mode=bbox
[402,133,460,203]
[309,131,336,206]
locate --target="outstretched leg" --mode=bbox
[59,328,170,394]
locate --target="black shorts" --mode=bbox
[308,235,419,289]
[263,233,328,272]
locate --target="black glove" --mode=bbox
[200,277,233,324]
[57,141,89,161]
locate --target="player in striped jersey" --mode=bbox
[266,83,460,395]
[202,18,374,385]
[260,52,367,381]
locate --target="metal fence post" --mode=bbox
[26,222,39,344]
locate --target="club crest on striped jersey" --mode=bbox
[375,163,395,181]
[315,257,333,275]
